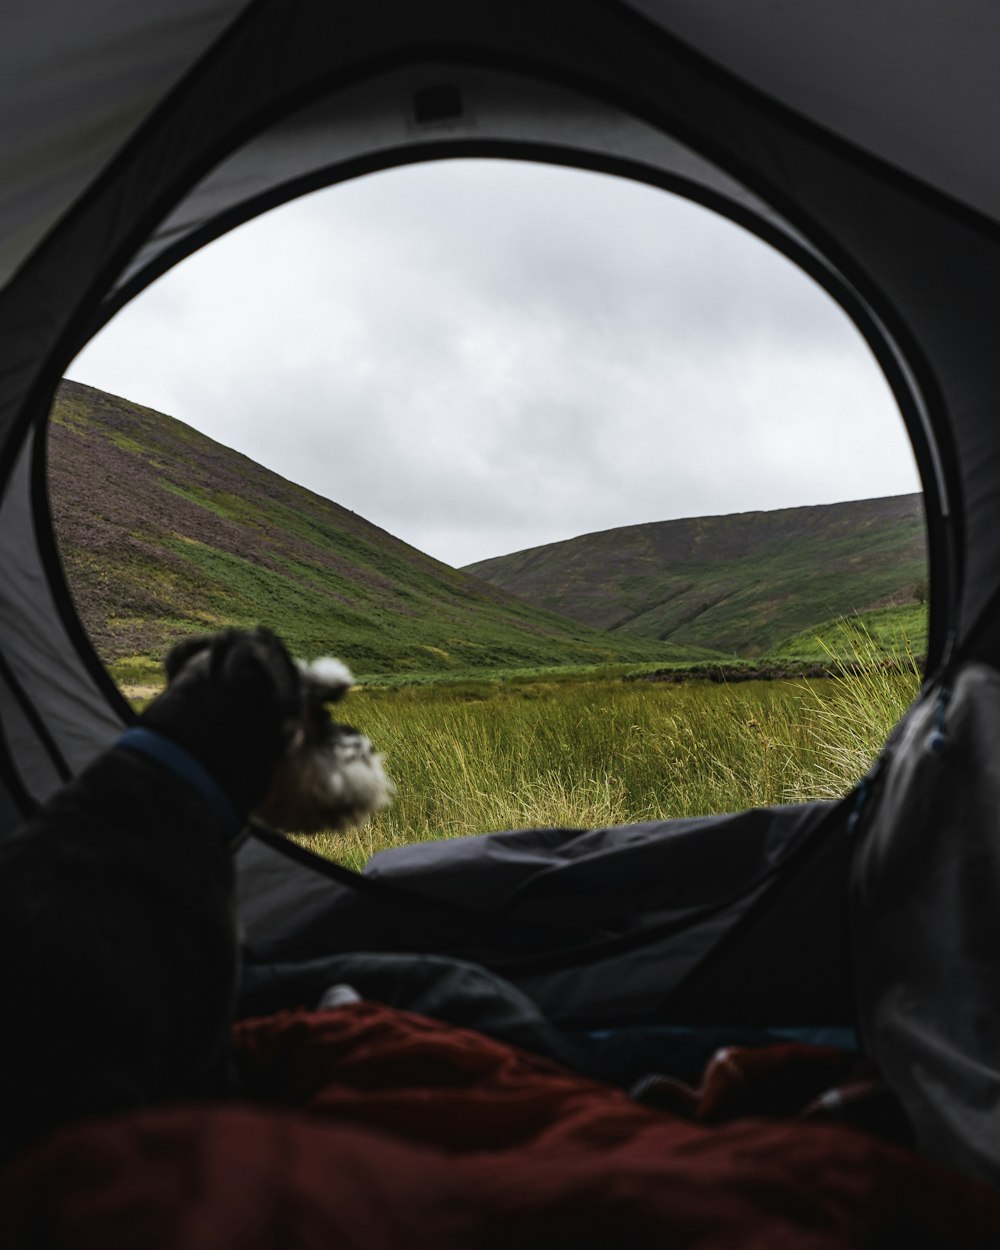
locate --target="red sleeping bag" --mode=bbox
[2,1001,999,1249]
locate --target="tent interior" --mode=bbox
[6,0,1000,1229]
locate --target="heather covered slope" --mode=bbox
[463,496,927,657]
[47,381,697,678]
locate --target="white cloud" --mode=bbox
[67,158,920,567]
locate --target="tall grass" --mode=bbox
[301,644,922,870]
[785,637,923,800]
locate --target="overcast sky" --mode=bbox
[67,158,921,568]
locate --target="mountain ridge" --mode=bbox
[463,494,927,656]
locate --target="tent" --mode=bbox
[4,0,1000,1187]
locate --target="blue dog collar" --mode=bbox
[116,727,243,840]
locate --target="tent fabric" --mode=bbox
[237,800,855,1032]
[7,1,1000,282]
[625,1,1000,222]
[0,433,124,800]
[0,0,248,288]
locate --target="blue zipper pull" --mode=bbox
[925,686,950,753]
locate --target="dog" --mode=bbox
[157,633,393,834]
[0,626,390,1160]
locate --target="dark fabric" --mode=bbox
[3,1002,1000,1249]
[238,951,855,1091]
[662,796,856,1026]
[852,659,1000,1184]
[239,802,853,1031]
[362,804,831,921]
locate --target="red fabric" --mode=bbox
[2,1002,999,1249]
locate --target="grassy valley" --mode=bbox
[47,381,926,856]
[48,381,700,684]
[307,655,923,867]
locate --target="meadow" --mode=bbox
[302,653,922,871]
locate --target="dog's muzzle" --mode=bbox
[257,721,393,834]
[256,657,393,834]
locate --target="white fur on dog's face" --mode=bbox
[259,656,393,834]
[258,727,393,834]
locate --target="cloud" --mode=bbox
[67,158,920,567]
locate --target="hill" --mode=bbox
[770,603,927,663]
[47,381,703,680]
[463,496,927,658]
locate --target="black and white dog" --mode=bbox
[0,627,390,1159]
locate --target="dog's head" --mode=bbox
[145,628,392,834]
[256,655,394,834]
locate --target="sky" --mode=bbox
[67,158,921,569]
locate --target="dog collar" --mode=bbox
[116,727,244,840]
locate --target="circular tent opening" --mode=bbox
[50,158,927,855]
[1,22,964,825]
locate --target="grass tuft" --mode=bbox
[786,622,922,800]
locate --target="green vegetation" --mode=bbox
[770,603,927,663]
[299,641,922,870]
[49,381,699,679]
[464,496,927,657]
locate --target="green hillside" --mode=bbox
[463,498,928,658]
[48,381,701,680]
[770,603,928,663]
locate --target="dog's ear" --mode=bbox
[163,634,213,684]
[298,657,354,705]
[212,627,302,717]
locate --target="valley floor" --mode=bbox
[295,662,919,870]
